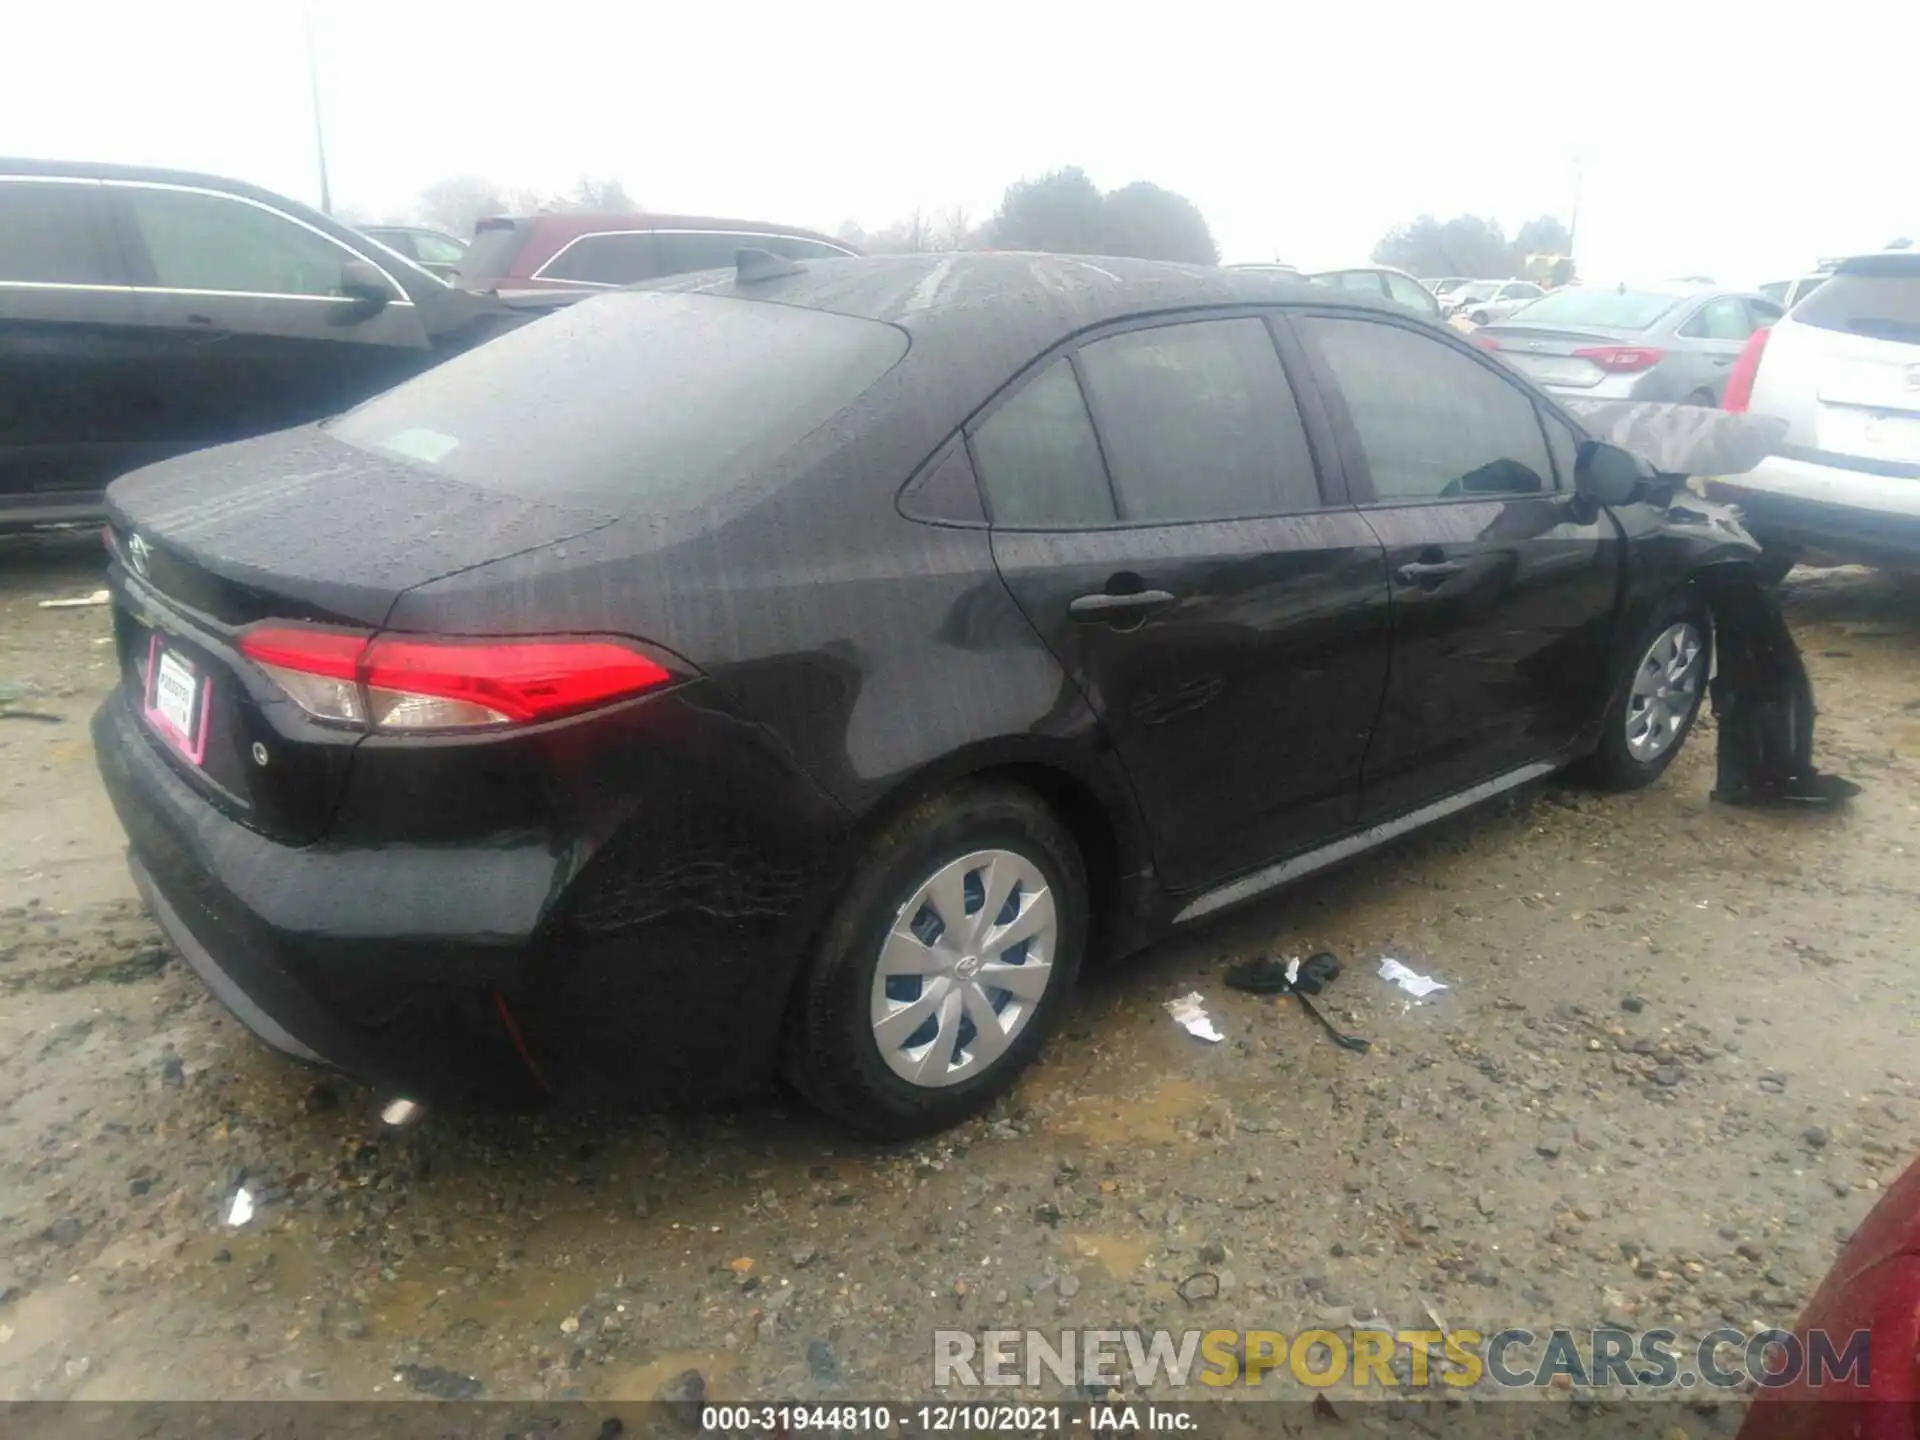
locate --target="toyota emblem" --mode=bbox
[127,532,151,578]
[1528,341,1542,351]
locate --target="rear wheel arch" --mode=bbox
[830,747,1148,964]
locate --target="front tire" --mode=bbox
[1584,594,1712,791]
[1753,544,1798,585]
[784,784,1086,1139]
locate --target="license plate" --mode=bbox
[1819,407,1920,464]
[144,636,210,765]
[1509,353,1595,387]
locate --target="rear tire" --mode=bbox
[783,784,1086,1139]
[1583,592,1713,791]
[1684,388,1717,407]
[1470,309,1490,325]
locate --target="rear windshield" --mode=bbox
[326,291,908,508]
[1792,254,1920,343]
[453,221,527,287]
[1496,287,1679,330]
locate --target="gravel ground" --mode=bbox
[1,535,1916,1421]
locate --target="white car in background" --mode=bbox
[1710,249,1920,579]
[1444,278,1546,325]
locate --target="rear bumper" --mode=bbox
[93,683,855,1108]
[95,689,550,1104]
[1707,457,1920,568]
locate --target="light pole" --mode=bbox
[304,6,332,215]
[1567,154,1583,259]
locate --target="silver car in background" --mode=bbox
[1306,265,1444,319]
[1472,282,1783,405]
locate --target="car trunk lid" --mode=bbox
[1477,324,1644,389]
[103,427,618,844]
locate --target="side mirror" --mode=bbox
[1573,439,1654,506]
[335,260,393,320]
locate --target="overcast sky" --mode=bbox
[4,0,1906,283]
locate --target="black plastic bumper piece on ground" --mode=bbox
[1704,576,1861,810]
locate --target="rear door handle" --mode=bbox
[1068,589,1177,622]
[1396,561,1466,584]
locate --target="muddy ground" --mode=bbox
[1,535,1915,1420]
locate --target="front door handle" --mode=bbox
[1396,560,1466,584]
[1068,589,1177,622]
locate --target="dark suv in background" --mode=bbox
[454,212,859,293]
[0,159,567,530]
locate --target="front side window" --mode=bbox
[1078,318,1322,522]
[1300,315,1552,503]
[541,233,657,286]
[0,180,121,285]
[120,186,369,298]
[970,358,1114,528]
[1386,271,1438,313]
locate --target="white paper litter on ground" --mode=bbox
[224,1186,255,1227]
[38,590,109,609]
[1284,956,1300,987]
[1164,991,1224,1042]
[1378,957,1449,1000]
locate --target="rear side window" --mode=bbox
[456,221,527,285]
[970,358,1115,527]
[1681,296,1755,341]
[0,179,122,285]
[1301,315,1552,503]
[654,231,757,279]
[1078,318,1323,521]
[120,186,365,298]
[327,291,908,508]
[763,236,853,261]
[1386,272,1438,313]
[1792,255,1920,344]
[541,232,657,286]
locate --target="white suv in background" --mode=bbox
[1711,249,1920,579]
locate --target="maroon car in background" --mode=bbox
[1737,1148,1920,1438]
[453,211,859,294]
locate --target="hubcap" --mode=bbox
[1626,621,1706,762]
[869,849,1057,1089]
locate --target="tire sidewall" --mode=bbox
[795,790,1086,1137]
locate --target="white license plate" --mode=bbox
[144,641,209,763]
[1819,408,1920,464]
[1510,353,1594,387]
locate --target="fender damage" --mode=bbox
[1564,400,1860,808]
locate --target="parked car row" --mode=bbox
[1473,282,1783,407]
[0,158,601,531]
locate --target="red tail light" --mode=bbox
[1572,345,1666,373]
[1722,325,1772,412]
[237,625,679,731]
[1473,335,1502,350]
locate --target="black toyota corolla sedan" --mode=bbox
[92,251,1824,1138]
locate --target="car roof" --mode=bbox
[485,211,849,247]
[650,251,1409,414]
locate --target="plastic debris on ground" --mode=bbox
[224,1185,255,1227]
[1224,951,1371,1052]
[1378,957,1449,1000]
[38,590,109,609]
[1164,991,1224,1043]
